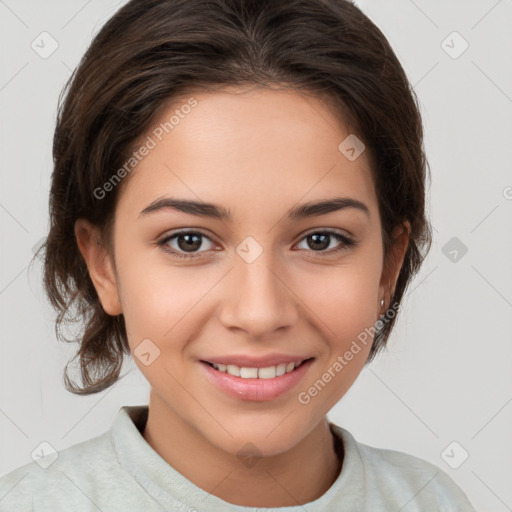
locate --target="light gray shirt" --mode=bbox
[0,405,476,511]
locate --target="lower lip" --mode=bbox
[199,359,314,401]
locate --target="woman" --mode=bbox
[0,0,476,510]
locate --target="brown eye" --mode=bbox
[296,230,355,254]
[158,230,215,259]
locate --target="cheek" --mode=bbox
[299,255,382,336]
[117,252,224,354]
[298,263,381,397]
[118,267,206,388]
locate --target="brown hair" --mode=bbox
[35,0,432,394]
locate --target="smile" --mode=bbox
[203,359,311,379]
[199,358,315,401]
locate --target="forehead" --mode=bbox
[118,86,378,222]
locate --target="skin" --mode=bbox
[75,85,409,507]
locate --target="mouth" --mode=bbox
[200,357,314,379]
[198,357,315,401]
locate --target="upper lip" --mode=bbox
[200,354,314,368]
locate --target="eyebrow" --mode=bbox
[139,196,370,220]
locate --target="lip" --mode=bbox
[198,358,314,401]
[200,353,314,368]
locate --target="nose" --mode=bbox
[219,246,299,339]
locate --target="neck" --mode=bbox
[141,392,343,507]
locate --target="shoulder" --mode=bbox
[0,430,126,511]
[330,424,477,512]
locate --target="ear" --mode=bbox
[74,218,122,316]
[378,221,410,316]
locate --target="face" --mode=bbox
[77,85,407,458]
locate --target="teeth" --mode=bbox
[240,367,258,378]
[210,361,303,379]
[275,363,287,376]
[226,364,240,377]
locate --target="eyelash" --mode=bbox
[156,229,356,260]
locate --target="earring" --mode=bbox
[380,298,385,307]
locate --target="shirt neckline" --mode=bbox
[110,405,364,511]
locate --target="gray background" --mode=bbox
[1,1,511,510]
